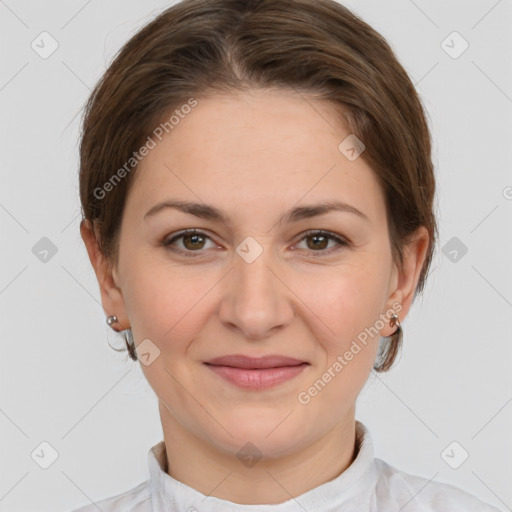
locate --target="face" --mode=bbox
[83,88,427,460]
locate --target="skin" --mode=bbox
[81,88,429,505]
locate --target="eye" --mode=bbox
[162,229,349,258]
[163,229,216,256]
[293,230,349,256]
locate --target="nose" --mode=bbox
[218,240,294,341]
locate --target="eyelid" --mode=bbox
[298,229,350,246]
[163,228,220,251]
[162,228,350,257]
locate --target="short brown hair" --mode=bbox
[79,0,437,372]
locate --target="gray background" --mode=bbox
[1,1,511,511]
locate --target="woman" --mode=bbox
[73,0,502,510]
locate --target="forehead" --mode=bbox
[127,89,385,226]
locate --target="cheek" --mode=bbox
[122,256,224,360]
[295,263,386,393]
[303,263,387,338]
[120,257,184,342]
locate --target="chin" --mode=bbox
[211,409,310,456]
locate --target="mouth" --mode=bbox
[203,354,310,390]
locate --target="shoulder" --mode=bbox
[68,480,151,512]
[373,458,504,512]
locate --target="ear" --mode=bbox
[80,219,130,331]
[379,226,430,337]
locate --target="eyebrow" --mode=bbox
[143,199,369,225]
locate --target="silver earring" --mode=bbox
[389,313,401,333]
[106,315,118,327]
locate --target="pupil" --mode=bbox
[309,234,327,250]
[185,234,203,249]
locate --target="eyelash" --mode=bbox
[162,229,349,258]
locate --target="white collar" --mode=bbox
[147,420,379,511]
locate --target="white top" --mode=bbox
[70,421,502,512]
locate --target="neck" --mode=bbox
[158,402,357,505]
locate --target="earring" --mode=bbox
[389,313,401,333]
[106,315,118,327]
[374,312,403,373]
[105,315,137,361]
[124,328,138,361]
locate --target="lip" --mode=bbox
[205,354,307,369]
[203,354,309,390]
